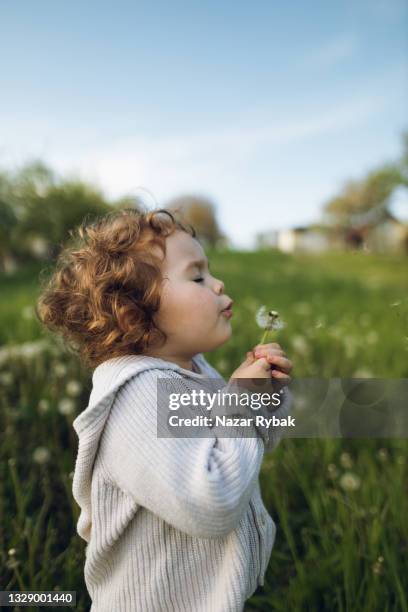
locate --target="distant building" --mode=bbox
[256,204,408,254]
[277,226,332,253]
[365,213,408,253]
[256,230,279,249]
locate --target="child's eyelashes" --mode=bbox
[193,277,204,283]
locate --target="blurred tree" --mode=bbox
[166,195,227,248]
[399,130,408,185]
[323,164,404,228]
[323,132,407,228]
[0,198,19,273]
[5,160,111,261]
[113,194,144,211]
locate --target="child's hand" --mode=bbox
[230,352,272,382]
[251,342,293,381]
[230,352,273,393]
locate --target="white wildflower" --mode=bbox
[354,368,374,378]
[292,335,308,355]
[0,340,49,365]
[58,398,75,416]
[294,395,308,410]
[54,362,67,377]
[339,471,361,492]
[8,548,16,556]
[38,399,50,414]
[377,448,388,463]
[327,463,339,479]
[372,560,384,575]
[255,306,285,332]
[340,452,353,469]
[0,371,13,385]
[66,380,82,397]
[33,446,50,464]
[256,306,285,344]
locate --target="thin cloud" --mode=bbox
[301,36,357,70]
[48,93,387,200]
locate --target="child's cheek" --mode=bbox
[186,285,214,314]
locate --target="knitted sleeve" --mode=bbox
[197,352,293,452]
[96,368,279,539]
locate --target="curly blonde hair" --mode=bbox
[35,207,196,370]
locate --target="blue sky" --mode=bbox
[1,0,407,248]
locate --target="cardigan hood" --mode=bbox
[72,353,222,541]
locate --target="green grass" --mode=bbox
[0,250,407,611]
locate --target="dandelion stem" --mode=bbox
[260,329,270,345]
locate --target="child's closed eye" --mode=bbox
[193,277,204,283]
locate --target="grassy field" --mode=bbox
[0,249,407,611]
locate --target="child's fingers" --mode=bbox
[253,342,282,353]
[254,347,285,359]
[271,369,291,380]
[266,355,293,373]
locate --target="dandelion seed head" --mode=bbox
[327,464,339,479]
[339,471,361,492]
[33,446,50,464]
[340,452,353,469]
[0,371,13,385]
[8,548,16,556]
[372,561,384,575]
[58,398,75,416]
[377,448,388,463]
[38,398,50,414]
[354,368,374,378]
[66,380,82,397]
[255,306,285,331]
[54,362,67,378]
[291,335,308,355]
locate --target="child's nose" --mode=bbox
[215,279,225,294]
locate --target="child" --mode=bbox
[36,208,293,612]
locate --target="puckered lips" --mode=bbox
[221,300,234,318]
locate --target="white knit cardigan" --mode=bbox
[72,352,292,612]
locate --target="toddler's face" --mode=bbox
[152,230,234,357]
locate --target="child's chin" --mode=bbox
[217,328,233,345]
